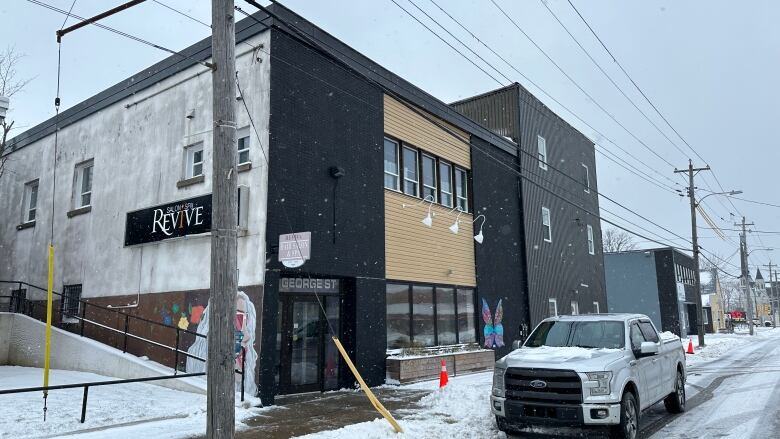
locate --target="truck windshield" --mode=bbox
[525,321,625,349]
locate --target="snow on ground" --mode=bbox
[296,372,501,439]
[0,366,265,439]
[685,326,780,367]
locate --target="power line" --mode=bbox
[151,0,211,28]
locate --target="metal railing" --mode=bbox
[0,280,248,423]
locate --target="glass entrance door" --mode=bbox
[289,300,321,392]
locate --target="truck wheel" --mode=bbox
[664,370,686,414]
[495,416,525,435]
[609,392,638,439]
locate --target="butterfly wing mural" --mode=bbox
[482,298,506,349]
[494,299,504,348]
[482,298,495,349]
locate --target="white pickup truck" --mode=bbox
[491,314,686,439]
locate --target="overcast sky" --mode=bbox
[2,0,779,278]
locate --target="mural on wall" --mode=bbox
[482,298,504,349]
[186,291,258,396]
[159,303,206,331]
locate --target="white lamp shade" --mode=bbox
[474,231,484,244]
[421,214,433,228]
[449,221,459,234]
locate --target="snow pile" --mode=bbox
[507,346,622,361]
[0,366,265,439]
[659,331,680,341]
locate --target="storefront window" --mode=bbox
[412,286,435,347]
[457,289,476,343]
[436,288,457,345]
[386,284,411,349]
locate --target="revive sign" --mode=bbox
[124,194,212,246]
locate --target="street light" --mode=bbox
[696,190,742,206]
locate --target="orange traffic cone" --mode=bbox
[439,359,449,388]
[686,338,695,354]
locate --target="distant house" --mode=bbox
[699,269,719,332]
[605,248,703,337]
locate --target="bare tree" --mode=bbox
[602,227,637,253]
[0,46,34,179]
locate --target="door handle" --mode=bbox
[629,360,637,367]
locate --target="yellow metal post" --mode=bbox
[43,245,54,396]
[332,336,403,433]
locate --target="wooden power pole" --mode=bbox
[737,217,755,336]
[675,159,709,347]
[209,0,238,437]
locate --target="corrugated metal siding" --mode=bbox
[451,86,519,142]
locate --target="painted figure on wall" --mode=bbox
[186,291,258,396]
[482,298,504,348]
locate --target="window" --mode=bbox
[456,289,476,343]
[185,143,204,179]
[11,288,26,313]
[582,164,590,192]
[436,288,456,345]
[74,160,93,208]
[383,138,400,190]
[439,161,453,207]
[422,154,437,202]
[386,284,476,348]
[537,135,548,170]
[386,284,410,349]
[412,285,435,347]
[571,301,579,315]
[593,301,600,314]
[455,167,468,212]
[542,207,552,242]
[548,298,558,317]
[629,323,645,351]
[702,310,709,325]
[62,284,82,321]
[587,225,595,255]
[23,180,39,223]
[237,128,250,165]
[638,321,659,343]
[402,146,419,196]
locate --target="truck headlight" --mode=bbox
[586,371,612,396]
[493,367,506,397]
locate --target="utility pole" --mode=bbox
[675,160,709,347]
[765,265,779,329]
[736,217,755,335]
[209,0,238,437]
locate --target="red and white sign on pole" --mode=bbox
[279,232,311,268]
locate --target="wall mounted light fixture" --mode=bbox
[473,214,487,244]
[403,194,436,227]
[449,207,465,234]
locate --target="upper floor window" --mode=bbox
[587,224,595,255]
[455,167,468,212]
[402,146,419,197]
[237,128,250,165]
[383,137,400,190]
[74,160,93,208]
[593,301,600,314]
[185,143,204,179]
[439,161,453,208]
[571,301,579,315]
[542,206,552,242]
[548,298,558,317]
[422,153,437,202]
[537,135,548,170]
[582,163,590,193]
[23,180,39,223]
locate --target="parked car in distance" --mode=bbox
[491,314,686,439]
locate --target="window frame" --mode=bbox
[537,135,548,170]
[454,167,469,213]
[582,163,590,193]
[548,298,558,317]
[571,300,579,315]
[23,179,39,224]
[62,284,82,323]
[421,153,438,203]
[438,160,453,208]
[383,137,401,191]
[593,301,600,314]
[402,146,420,197]
[542,206,552,242]
[185,143,204,179]
[587,224,595,255]
[237,128,251,165]
[74,160,94,209]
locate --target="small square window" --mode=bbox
[237,129,250,165]
[23,180,39,223]
[537,135,548,170]
[185,143,204,179]
[548,298,558,317]
[62,284,82,322]
[542,206,552,242]
[74,160,94,209]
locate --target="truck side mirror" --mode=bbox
[639,341,658,356]
[512,340,523,350]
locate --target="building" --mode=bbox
[605,248,701,337]
[0,4,605,404]
[451,84,607,322]
[700,268,725,331]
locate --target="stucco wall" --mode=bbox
[0,313,205,393]
[0,31,271,301]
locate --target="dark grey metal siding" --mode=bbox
[451,85,519,141]
[604,252,663,330]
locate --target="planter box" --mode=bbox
[386,349,495,384]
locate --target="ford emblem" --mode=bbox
[529,379,547,389]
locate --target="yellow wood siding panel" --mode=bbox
[383,95,471,169]
[385,190,476,286]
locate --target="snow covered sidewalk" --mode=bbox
[685,326,780,368]
[0,366,265,439]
